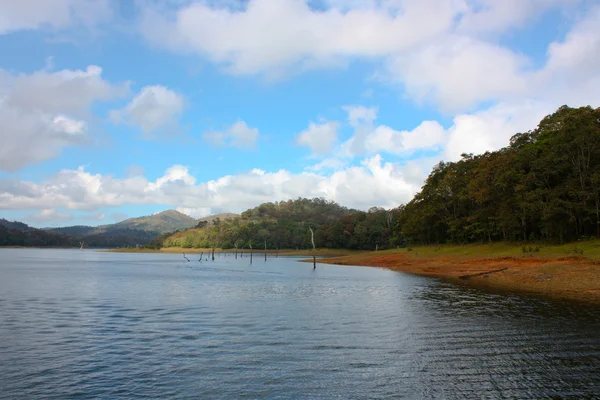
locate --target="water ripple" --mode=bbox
[0,248,599,399]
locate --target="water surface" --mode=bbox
[0,249,599,399]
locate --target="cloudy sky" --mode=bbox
[1,0,599,227]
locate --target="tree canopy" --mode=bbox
[400,105,600,244]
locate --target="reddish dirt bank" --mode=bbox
[319,253,600,303]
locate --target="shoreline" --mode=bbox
[316,252,600,304]
[6,244,599,303]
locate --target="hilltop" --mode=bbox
[51,210,198,237]
[0,219,74,247]
[197,213,239,226]
[117,210,200,232]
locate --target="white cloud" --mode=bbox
[341,101,557,164]
[386,35,530,112]
[343,105,377,127]
[443,100,554,161]
[52,115,87,135]
[6,65,121,114]
[0,65,126,171]
[365,120,446,154]
[26,208,72,224]
[339,105,378,156]
[305,157,349,172]
[140,0,463,76]
[436,5,600,161]
[381,3,599,112]
[296,121,340,154]
[0,157,420,213]
[540,5,600,106]
[125,165,146,177]
[110,85,185,135]
[310,3,600,163]
[0,0,112,34]
[137,0,595,114]
[456,0,574,35]
[337,105,446,157]
[202,121,259,149]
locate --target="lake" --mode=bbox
[0,248,599,399]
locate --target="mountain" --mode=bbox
[49,225,96,236]
[0,219,75,247]
[0,210,200,248]
[0,219,31,231]
[110,210,198,233]
[51,210,198,237]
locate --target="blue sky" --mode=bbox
[1,0,599,227]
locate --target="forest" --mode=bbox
[161,105,600,250]
[160,198,403,251]
[401,105,600,244]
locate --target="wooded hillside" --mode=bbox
[0,219,74,247]
[161,198,402,250]
[400,105,600,244]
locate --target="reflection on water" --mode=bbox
[0,248,599,399]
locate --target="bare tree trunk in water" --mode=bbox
[309,227,316,269]
[249,241,253,264]
[264,239,267,262]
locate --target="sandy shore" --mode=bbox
[318,253,600,304]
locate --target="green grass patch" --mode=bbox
[376,240,600,260]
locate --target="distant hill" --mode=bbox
[111,210,198,233]
[0,219,31,231]
[0,210,200,248]
[51,210,198,237]
[49,225,96,236]
[0,219,75,247]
